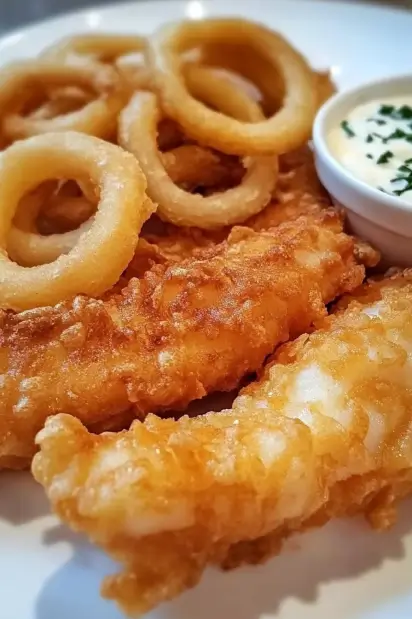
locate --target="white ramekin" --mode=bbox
[313,75,412,266]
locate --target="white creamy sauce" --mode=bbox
[330,97,412,203]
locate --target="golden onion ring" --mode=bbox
[119,67,277,229]
[147,18,316,155]
[0,61,126,142]
[0,132,153,311]
[200,46,335,113]
[183,62,264,123]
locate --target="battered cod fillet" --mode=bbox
[32,271,412,616]
[1,210,365,469]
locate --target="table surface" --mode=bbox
[0,0,411,33]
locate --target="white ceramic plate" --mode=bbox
[1,1,412,618]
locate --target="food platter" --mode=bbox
[1,1,412,618]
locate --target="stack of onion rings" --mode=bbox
[0,17,337,309]
[120,65,278,228]
[0,131,153,310]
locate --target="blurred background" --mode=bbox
[0,0,411,33]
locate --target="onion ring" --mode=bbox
[147,18,316,155]
[0,131,152,310]
[42,34,152,91]
[0,61,126,142]
[119,67,277,229]
[183,62,264,122]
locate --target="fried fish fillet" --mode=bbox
[0,210,365,469]
[33,270,412,616]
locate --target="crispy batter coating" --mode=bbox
[1,210,364,469]
[32,271,412,616]
[143,145,330,262]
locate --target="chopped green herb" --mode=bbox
[405,158,412,164]
[385,128,407,141]
[379,104,395,116]
[366,134,374,143]
[367,118,386,126]
[366,154,373,159]
[398,165,412,175]
[377,150,394,164]
[393,184,412,196]
[341,120,355,137]
[395,105,412,119]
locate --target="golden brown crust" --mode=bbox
[141,145,332,263]
[1,209,364,468]
[32,271,412,616]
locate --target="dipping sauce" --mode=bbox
[330,97,412,203]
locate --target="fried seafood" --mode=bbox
[0,210,366,469]
[33,271,412,616]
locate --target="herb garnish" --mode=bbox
[393,181,412,196]
[385,128,407,141]
[341,120,355,137]
[388,161,412,196]
[379,104,395,116]
[378,104,412,121]
[366,154,373,159]
[366,134,373,143]
[367,118,386,126]
[396,105,412,119]
[377,151,394,164]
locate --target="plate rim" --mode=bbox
[1,1,412,618]
[0,0,411,51]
